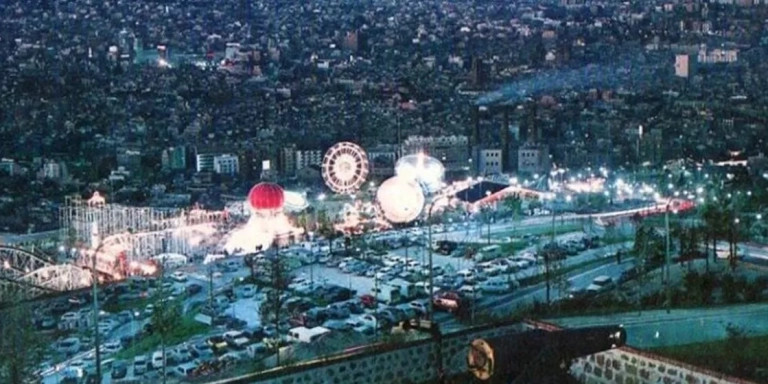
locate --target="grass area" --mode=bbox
[462,239,528,254]
[518,256,611,287]
[500,241,529,254]
[641,215,692,227]
[601,234,634,246]
[102,297,150,314]
[651,335,768,383]
[114,312,209,360]
[491,223,583,240]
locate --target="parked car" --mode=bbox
[241,326,264,341]
[133,355,148,376]
[111,361,127,379]
[56,337,81,355]
[188,343,214,360]
[409,299,429,315]
[186,284,203,295]
[359,294,376,309]
[151,351,165,369]
[586,276,614,293]
[175,362,198,378]
[101,340,122,355]
[171,271,187,282]
[458,285,483,300]
[325,303,351,319]
[433,291,463,313]
[323,319,353,332]
[480,278,517,294]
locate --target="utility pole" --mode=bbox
[274,244,281,367]
[487,212,491,246]
[91,247,102,382]
[89,221,103,382]
[551,203,557,243]
[373,273,378,338]
[427,204,435,321]
[208,265,214,312]
[665,206,671,314]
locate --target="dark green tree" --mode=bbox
[151,285,182,382]
[0,296,46,383]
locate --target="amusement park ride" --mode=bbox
[0,191,229,302]
[0,139,696,303]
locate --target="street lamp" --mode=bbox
[89,242,106,382]
[424,196,449,321]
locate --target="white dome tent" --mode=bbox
[376,176,425,223]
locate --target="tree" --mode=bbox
[540,244,565,306]
[503,195,523,237]
[0,296,46,383]
[316,211,342,256]
[151,283,182,383]
[259,247,292,366]
[527,197,543,216]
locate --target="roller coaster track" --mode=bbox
[0,245,92,302]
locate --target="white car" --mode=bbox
[133,355,148,375]
[101,340,122,355]
[171,271,188,282]
[238,284,257,298]
[478,263,504,276]
[480,278,518,294]
[152,350,165,369]
[586,276,614,293]
[56,337,81,355]
[459,285,483,299]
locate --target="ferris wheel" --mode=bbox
[321,142,369,195]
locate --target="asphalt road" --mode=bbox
[550,303,768,349]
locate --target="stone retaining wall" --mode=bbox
[526,320,759,384]
[206,322,524,384]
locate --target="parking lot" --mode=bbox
[36,219,633,383]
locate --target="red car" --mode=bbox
[359,294,376,309]
[432,291,463,313]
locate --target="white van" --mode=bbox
[133,355,148,375]
[475,245,501,262]
[204,254,227,265]
[151,351,164,369]
[586,276,614,293]
[480,279,517,294]
[175,362,197,377]
[287,326,331,343]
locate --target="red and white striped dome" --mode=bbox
[247,182,285,211]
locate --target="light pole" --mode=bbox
[89,243,105,382]
[664,203,673,314]
[426,202,440,321]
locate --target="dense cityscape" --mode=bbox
[1,0,768,383]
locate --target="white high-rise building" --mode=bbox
[213,154,240,175]
[196,153,215,172]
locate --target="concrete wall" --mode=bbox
[526,321,759,384]
[206,322,524,384]
[207,319,758,384]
